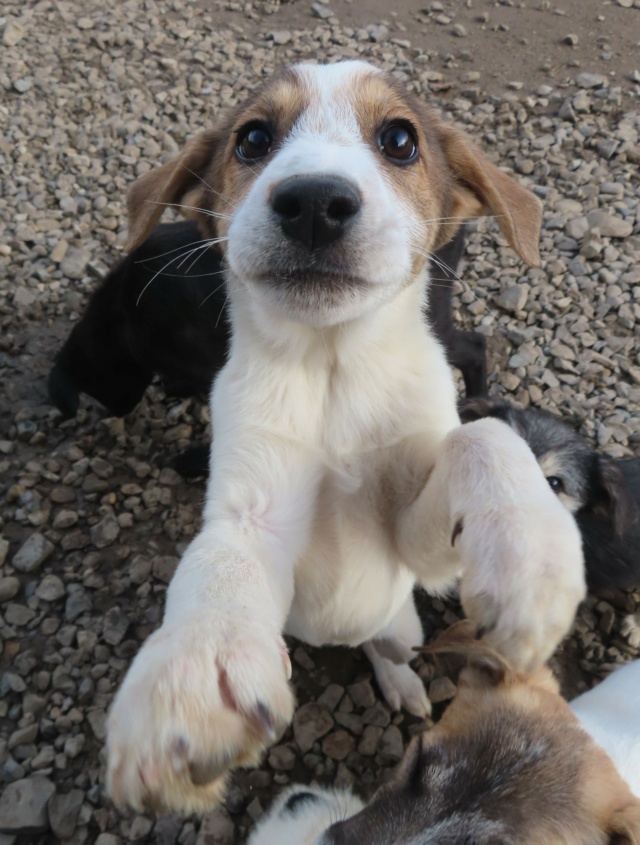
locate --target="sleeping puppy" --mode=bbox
[460,398,640,592]
[48,221,485,421]
[106,60,584,814]
[249,624,640,844]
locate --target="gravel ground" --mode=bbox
[1,0,639,843]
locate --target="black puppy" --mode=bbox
[427,227,487,398]
[48,221,231,418]
[461,398,640,592]
[49,222,486,419]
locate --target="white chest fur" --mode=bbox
[206,280,459,647]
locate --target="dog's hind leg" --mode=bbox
[363,644,431,717]
[363,594,431,717]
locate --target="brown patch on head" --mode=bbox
[349,72,454,277]
[211,69,308,223]
[345,68,541,274]
[125,68,308,252]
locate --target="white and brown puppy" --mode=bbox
[249,625,640,845]
[106,60,585,813]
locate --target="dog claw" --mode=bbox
[451,517,464,547]
[280,643,292,680]
[253,701,277,742]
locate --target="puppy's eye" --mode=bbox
[547,476,565,494]
[378,122,418,165]
[236,122,273,162]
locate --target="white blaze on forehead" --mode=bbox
[289,61,383,142]
[226,58,420,312]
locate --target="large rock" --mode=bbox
[576,72,607,89]
[196,806,235,845]
[12,533,54,573]
[377,725,404,764]
[586,209,633,238]
[35,574,65,603]
[60,248,90,281]
[0,777,55,834]
[0,537,8,566]
[0,577,20,603]
[3,20,26,47]
[90,515,120,549]
[496,283,530,313]
[48,789,84,840]
[292,702,334,752]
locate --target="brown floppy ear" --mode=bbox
[416,620,511,686]
[126,129,221,252]
[439,125,542,267]
[607,802,640,844]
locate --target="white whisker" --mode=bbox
[180,165,234,207]
[215,292,230,328]
[144,200,232,221]
[136,236,225,264]
[414,245,497,321]
[198,279,228,310]
[134,238,228,306]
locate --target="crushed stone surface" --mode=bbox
[0,0,639,841]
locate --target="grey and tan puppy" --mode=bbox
[249,623,640,845]
[460,398,640,593]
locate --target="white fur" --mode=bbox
[571,660,640,798]
[247,786,363,845]
[106,60,585,813]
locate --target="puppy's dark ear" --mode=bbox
[438,124,542,267]
[458,397,511,425]
[417,621,510,687]
[593,457,638,537]
[607,802,640,844]
[127,129,222,252]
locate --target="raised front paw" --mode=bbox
[457,493,585,672]
[106,617,294,814]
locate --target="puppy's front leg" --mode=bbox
[106,438,320,815]
[396,419,585,671]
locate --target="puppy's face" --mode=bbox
[126,61,541,328]
[251,625,640,845]
[223,63,448,325]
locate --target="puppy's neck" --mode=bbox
[226,270,431,367]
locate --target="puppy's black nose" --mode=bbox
[271,176,361,250]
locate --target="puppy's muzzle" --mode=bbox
[271,175,361,252]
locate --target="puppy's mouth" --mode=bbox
[256,269,368,291]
